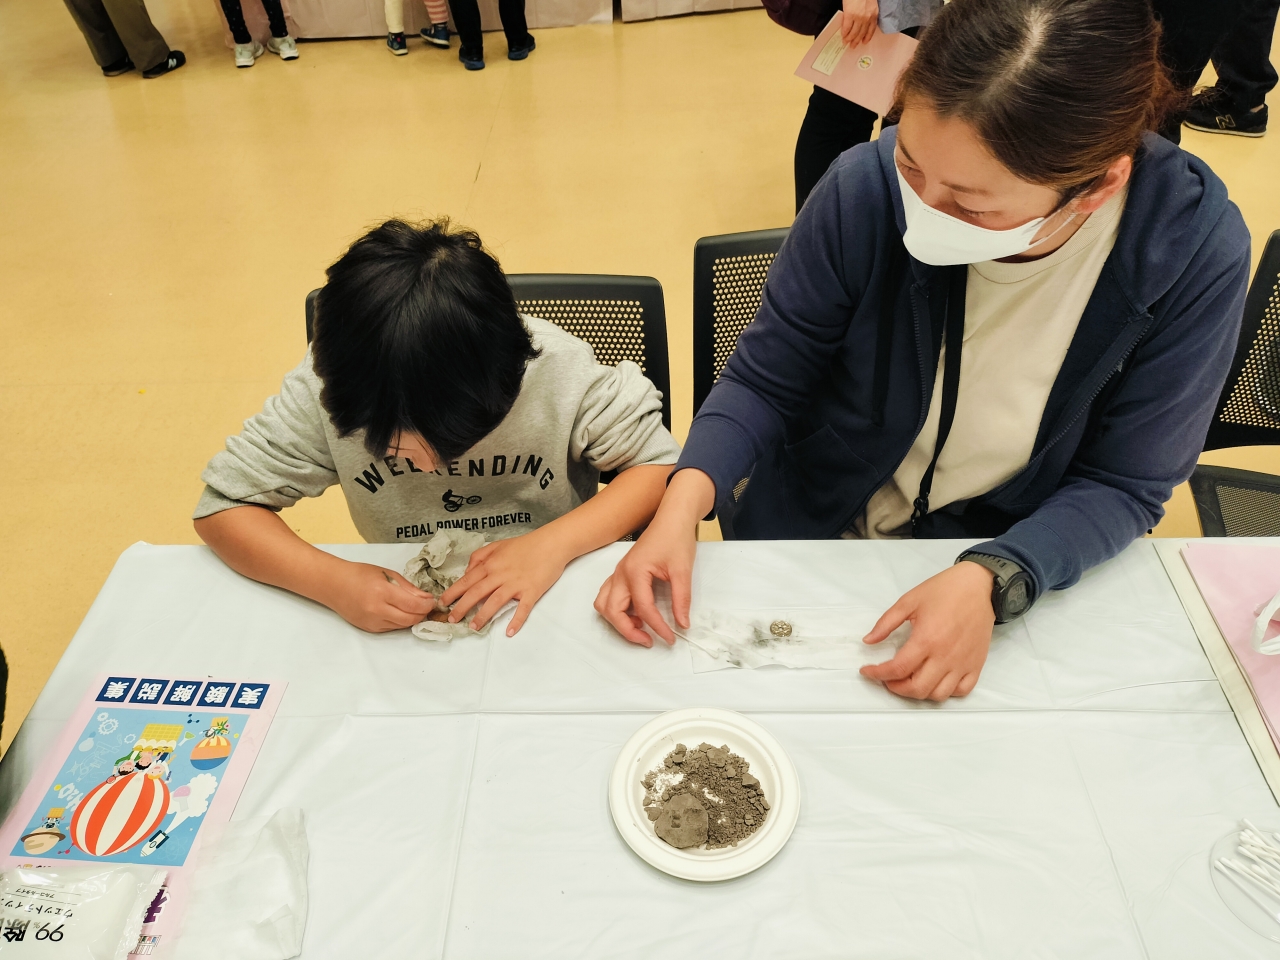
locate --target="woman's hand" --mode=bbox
[595,469,715,647]
[859,561,997,700]
[440,531,572,636]
[840,0,879,47]
[325,562,438,633]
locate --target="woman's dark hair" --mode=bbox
[311,218,539,463]
[893,0,1182,197]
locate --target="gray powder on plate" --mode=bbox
[640,742,770,849]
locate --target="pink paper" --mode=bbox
[1183,543,1280,747]
[794,16,918,117]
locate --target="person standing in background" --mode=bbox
[793,0,943,212]
[449,0,534,70]
[61,0,185,77]
[385,0,451,55]
[1183,0,1278,138]
[219,0,298,67]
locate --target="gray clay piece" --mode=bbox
[641,742,771,850]
[653,793,709,848]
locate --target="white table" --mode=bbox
[2,538,1277,958]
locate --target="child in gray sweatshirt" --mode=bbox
[194,219,679,636]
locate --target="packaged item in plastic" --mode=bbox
[0,864,166,959]
[677,608,903,672]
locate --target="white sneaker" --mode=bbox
[234,41,264,67]
[267,35,299,60]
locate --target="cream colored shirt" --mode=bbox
[854,187,1128,539]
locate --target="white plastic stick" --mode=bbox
[1217,861,1280,924]
[1221,858,1280,902]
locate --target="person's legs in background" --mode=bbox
[449,0,485,68]
[62,0,170,75]
[794,86,877,213]
[498,0,534,59]
[385,0,408,54]
[421,0,451,47]
[1150,0,1247,143]
[1185,0,1279,136]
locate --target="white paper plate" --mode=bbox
[609,708,800,881]
[1210,826,1280,941]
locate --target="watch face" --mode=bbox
[1005,578,1031,617]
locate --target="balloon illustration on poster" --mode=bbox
[71,771,170,857]
[190,718,232,770]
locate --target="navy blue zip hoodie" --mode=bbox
[678,127,1251,603]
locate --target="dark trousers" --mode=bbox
[1151,0,1250,142]
[448,0,530,55]
[794,87,876,213]
[62,0,170,72]
[793,25,918,212]
[220,0,289,44]
[1213,0,1280,109]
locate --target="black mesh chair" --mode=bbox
[507,274,672,431]
[305,276,671,430]
[692,228,789,416]
[1191,229,1280,536]
[1189,466,1280,536]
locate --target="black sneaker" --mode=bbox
[142,49,186,79]
[507,35,535,60]
[1185,86,1268,137]
[102,54,134,76]
[387,31,408,55]
[420,23,450,47]
[459,46,484,70]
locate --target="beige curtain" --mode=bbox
[620,0,761,23]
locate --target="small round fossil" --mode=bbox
[769,620,793,638]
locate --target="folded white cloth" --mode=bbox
[172,808,308,960]
[1253,589,1280,655]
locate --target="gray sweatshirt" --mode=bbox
[194,316,681,543]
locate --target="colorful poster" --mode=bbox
[0,676,284,957]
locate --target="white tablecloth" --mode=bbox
[1,538,1276,958]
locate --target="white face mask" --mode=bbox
[895,166,1077,266]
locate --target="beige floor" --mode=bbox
[0,1,1277,752]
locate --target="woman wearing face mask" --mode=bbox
[597,0,1252,700]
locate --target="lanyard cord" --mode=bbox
[911,265,966,536]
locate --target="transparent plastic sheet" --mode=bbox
[675,608,904,672]
[0,865,166,959]
[172,808,308,960]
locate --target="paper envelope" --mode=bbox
[795,15,919,116]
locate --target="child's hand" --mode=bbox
[325,562,438,633]
[439,532,571,636]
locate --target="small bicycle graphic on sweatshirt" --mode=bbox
[442,489,483,512]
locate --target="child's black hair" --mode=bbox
[311,218,540,463]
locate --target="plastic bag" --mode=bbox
[172,808,308,960]
[677,608,903,672]
[1253,588,1280,655]
[0,864,166,959]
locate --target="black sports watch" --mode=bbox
[956,552,1035,623]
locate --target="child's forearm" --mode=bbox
[534,463,673,563]
[194,506,346,604]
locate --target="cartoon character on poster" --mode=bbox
[13,710,245,867]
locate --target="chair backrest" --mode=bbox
[1203,229,1280,451]
[692,228,789,416]
[507,274,672,430]
[1188,464,1280,536]
[305,276,672,430]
